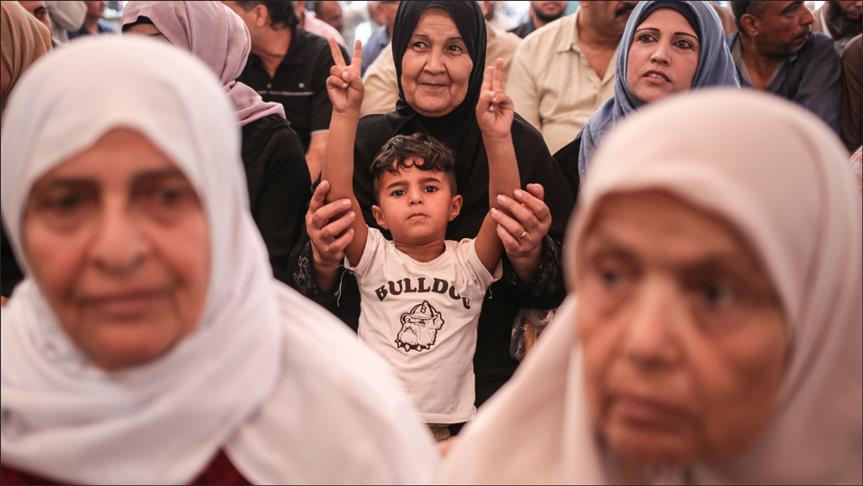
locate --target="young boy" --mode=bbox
[323,39,537,437]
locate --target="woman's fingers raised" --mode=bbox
[330,37,362,72]
[483,65,493,94]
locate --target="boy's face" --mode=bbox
[372,160,462,245]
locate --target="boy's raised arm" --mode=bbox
[323,37,368,267]
[474,59,522,273]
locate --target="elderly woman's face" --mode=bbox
[574,191,788,465]
[22,128,210,370]
[400,8,474,117]
[626,8,700,105]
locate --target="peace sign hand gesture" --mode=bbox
[475,58,514,140]
[326,37,364,117]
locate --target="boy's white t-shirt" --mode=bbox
[346,227,501,424]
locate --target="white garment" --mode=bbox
[0,36,439,485]
[489,1,520,32]
[439,89,862,484]
[340,1,367,48]
[347,228,501,423]
[45,0,85,43]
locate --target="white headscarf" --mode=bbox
[1,36,438,485]
[439,89,862,485]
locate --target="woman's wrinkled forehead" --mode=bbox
[25,126,197,194]
[411,8,466,41]
[579,190,762,266]
[1,37,245,283]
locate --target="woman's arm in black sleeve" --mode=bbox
[500,116,575,309]
[243,118,312,286]
[552,130,582,202]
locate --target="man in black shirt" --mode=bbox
[729,0,841,134]
[225,0,347,181]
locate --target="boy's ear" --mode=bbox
[372,204,388,229]
[448,194,463,222]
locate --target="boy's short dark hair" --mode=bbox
[234,0,298,30]
[371,133,457,199]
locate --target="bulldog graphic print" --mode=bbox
[395,300,445,352]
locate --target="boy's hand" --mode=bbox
[326,37,364,117]
[475,58,514,140]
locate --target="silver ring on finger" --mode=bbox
[519,230,528,240]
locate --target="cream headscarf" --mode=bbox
[439,89,862,485]
[1,36,438,484]
[122,1,285,127]
[0,1,51,110]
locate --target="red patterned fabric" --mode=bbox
[189,450,252,485]
[0,465,46,485]
[1,450,251,485]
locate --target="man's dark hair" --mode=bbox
[371,133,457,199]
[234,0,298,30]
[731,0,768,32]
[121,15,154,32]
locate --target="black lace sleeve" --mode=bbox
[292,240,340,308]
[500,235,565,309]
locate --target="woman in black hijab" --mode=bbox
[291,1,574,409]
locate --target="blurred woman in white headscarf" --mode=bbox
[439,89,862,485]
[0,36,438,485]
